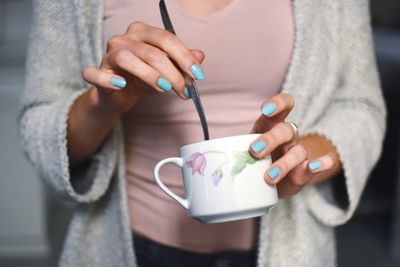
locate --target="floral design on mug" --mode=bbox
[186,152,207,175]
[231,151,257,176]
[186,151,259,186]
[211,168,223,186]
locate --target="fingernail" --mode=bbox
[261,102,277,117]
[157,77,172,92]
[251,140,266,153]
[183,87,191,99]
[191,64,205,80]
[268,166,281,180]
[110,77,126,89]
[309,160,322,171]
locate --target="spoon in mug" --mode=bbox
[159,0,210,140]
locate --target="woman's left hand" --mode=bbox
[249,93,335,198]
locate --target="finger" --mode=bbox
[83,66,126,91]
[307,153,335,173]
[252,93,295,134]
[261,93,294,119]
[277,154,335,198]
[249,122,297,158]
[107,36,193,99]
[130,41,188,99]
[104,49,173,94]
[125,22,205,81]
[264,144,307,185]
[276,161,312,198]
[107,35,206,65]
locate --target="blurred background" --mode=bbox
[0,0,399,266]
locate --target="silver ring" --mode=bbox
[287,122,299,142]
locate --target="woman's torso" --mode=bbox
[103,0,294,252]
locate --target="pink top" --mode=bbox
[103,0,294,252]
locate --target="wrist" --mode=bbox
[67,87,121,167]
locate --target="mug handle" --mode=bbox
[153,157,189,210]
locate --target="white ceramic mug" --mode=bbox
[153,134,278,224]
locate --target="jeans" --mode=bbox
[133,234,257,267]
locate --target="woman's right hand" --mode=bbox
[82,21,206,114]
[68,21,205,167]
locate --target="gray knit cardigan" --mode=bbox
[19,0,386,266]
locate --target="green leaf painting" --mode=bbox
[243,152,257,165]
[230,151,258,177]
[231,160,247,176]
[233,151,246,161]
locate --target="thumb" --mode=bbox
[190,49,205,64]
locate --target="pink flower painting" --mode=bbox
[186,153,207,176]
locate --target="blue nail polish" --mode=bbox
[157,77,172,92]
[268,167,280,180]
[183,87,191,99]
[251,140,266,153]
[309,160,322,171]
[191,64,205,80]
[110,77,126,89]
[261,102,277,117]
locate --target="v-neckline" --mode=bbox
[168,0,240,23]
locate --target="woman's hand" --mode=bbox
[68,21,205,167]
[82,21,205,114]
[248,93,341,198]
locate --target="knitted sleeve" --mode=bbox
[302,0,386,226]
[18,0,117,204]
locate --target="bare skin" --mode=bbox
[175,0,234,17]
[68,1,342,199]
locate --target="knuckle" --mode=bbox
[107,35,125,51]
[290,145,304,158]
[277,122,291,133]
[283,123,296,139]
[114,50,131,66]
[294,144,307,160]
[146,48,168,64]
[265,131,277,146]
[128,21,146,32]
[160,31,177,45]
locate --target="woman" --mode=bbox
[19,0,386,266]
